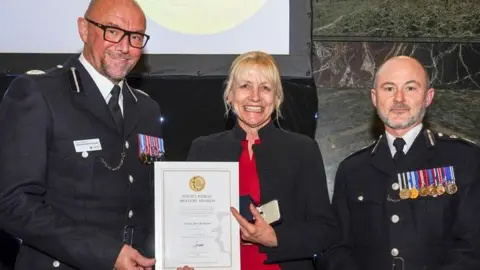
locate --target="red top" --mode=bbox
[239,139,281,270]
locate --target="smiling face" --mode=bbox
[77,0,146,83]
[224,51,284,136]
[229,66,276,132]
[371,56,435,136]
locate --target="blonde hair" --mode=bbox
[223,51,284,119]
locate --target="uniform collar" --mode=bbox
[78,53,124,100]
[385,123,423,157]
[371,124,436,156]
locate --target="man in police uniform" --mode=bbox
[326,56,480,270]
[0,0,163,269]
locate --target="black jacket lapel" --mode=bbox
[399,129,437,171]
[67,59,119,134]
[372,135,396,176]
[122,83,140,139]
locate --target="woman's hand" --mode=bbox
[231,204,278,247]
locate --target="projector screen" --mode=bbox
[0,0,312,78]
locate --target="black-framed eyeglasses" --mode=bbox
[85,18,150,49]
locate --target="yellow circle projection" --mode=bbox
[137,0,268,35]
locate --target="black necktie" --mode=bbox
[393,138,406,163]
[108,85,123,130]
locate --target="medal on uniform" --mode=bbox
[427,169,437,196]
[446,166,458,195]
[419,170,429,197]
[435,168,446,195]
[146,134,153,163]
[399,173,411,199]
[409,171,419,199]
[148,135,156,162]
[137,134,166,163]
[397,173,407,199]
[138,134,148,163]
[152,136,165,161]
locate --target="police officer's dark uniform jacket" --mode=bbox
[326,126,480,270]
[0,57,162,269]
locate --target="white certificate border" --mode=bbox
[154,162,240,270]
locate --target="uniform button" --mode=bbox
[128,210,133,218]
[125,141,129,149]
[129,175,134,184]
[392,183,399,190]
[53,260,60,267]
[357,196,364,201]
[391,215,400,223]
[81,151,89,158]
[391,248,399,256]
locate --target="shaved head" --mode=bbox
[374,56,430,89]
[78,0,147,83]
[84,0,146,25]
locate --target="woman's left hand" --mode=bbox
[231,204,278,247]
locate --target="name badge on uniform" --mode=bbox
[73,138,102,153]
[137,134,165,164]
[397,166,457,200]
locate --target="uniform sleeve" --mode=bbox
[261,139,339,263]
[0,76,123,270]
[438,148,480,270]
[322,161,360,270]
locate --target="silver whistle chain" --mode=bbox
[99,151,127,171]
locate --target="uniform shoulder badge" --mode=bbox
[423,129,436,148]
[435,131,477,147]
[25,70,46,75]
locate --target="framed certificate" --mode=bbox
[154,162,240,270]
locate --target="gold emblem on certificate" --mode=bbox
[189,175,206,192]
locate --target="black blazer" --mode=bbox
[0,58,162,270]
[326,129,480,270]
[187,121,338,270]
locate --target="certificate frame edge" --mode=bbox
[154,161,240,270]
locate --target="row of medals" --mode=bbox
[399,182,458,200]
[140,152,163,164]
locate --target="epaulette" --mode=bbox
[25,70,46,75]
[343,138,378,161]
[423,129,436,148]
[435,131,478,147]
[25,64,67,77]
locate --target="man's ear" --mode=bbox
[425,87,435,107]
[78,17,88,43]
[371,88,377,108]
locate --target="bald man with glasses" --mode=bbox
[0,1,163,269]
